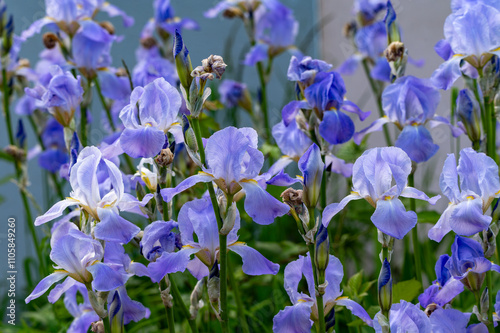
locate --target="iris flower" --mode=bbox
[273,253,372,332]
[429,148,500,242]
[34,147,152,243]
[322,147,439,239]
[161,126,290,225]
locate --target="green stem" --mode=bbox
[307,208,325,333]
[228,257,250,333]
[408,172,423,289]
[361,59,392,146]
[3,69,14,144]
[80,79,91,146]
[256,61,272,145]
[190,115,229,333]
[94,77,116,132]
[170,277,199,333]
[486,271,495,333]
[103,316,111,333]
[160,280,176,333]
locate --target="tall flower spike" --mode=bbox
[322,147,440,239]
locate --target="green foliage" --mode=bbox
[392,279,422,303]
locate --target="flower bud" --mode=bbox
[457,89,481,143]
[181,115,202,167]
[384,1,400,44]
[480,287,489,318]
[173,30,193,93]
[315,224,330,283]
[16,119,26,147]
[42,32,59,49]
[208,260,220,314]
[378,258,392,317]
[190,278,205,319]
[482,227,496,259]
[463,271,486,293]
[155,184,164,215]
[300,143,324,209]
[108,290,124,333]
[325,308,336,332]
[191,55,227,81]
[220,202,237,235]
[155,148,174,168]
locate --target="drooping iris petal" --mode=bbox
[371,198,417,239]
[228,243,279,275]
[431,56,463,90]
[319,110,355,145]
[395,125,439,163]
[34,199,79,226]
[240,181,291,225]
[322,193,363,227]
[161,173,214,203]
[335,297,373,326]
[94,208,141,244]
[243,43,269,66]
[272,302,314,333]
[147,249,196,283]
[25,272,68,303]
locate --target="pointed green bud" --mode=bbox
[378,258,392,317]
[173,30,193,93]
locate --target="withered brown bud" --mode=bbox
[342,21,357,39]
[99,21,115,35]
[42,32,59,49]
[4,145,26,162]
[91,321,104,333]
[18,58,30,68]
[140,37,157,50]
[191,55,227,80]
[222,8,244,18]
[424,303,438,317]
[384,41,405,62]
[155,148,174,167]
[281,188,304,214]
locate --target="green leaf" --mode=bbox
[347,270,364,294]
[393,279,422,303]
[0,150,14,162]
[417,210,441,224]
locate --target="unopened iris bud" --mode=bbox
[315,224,330,283]
[16,119,26,147]
[482,228,496,258]
[384,1,400,44]
[220,202,237,235]
[378,258,392,317]
[325,308,335,331]
[190,278,205,319]
[173,30,193,93]
[108,290,124,333]
[155,184,164,215]
[457,89,481,143]
[300,143,324,209]
[208,260,220,314]
[43,32,59,49]
[480,287,489,317]
[464,271,486,293]
[181,115,202,167]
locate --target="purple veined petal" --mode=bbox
[118,193,153,215]
[395,125,439,163]
[34,199,79,226]
[147,248,198,283]
[94,208,141,244]
[169,124,184,144]
[428,204,455,242]
[434,39,453,61]
[272,302,314,333]
[353,117,391,145]
[160,173,214,202]
[25,272,68,303]
[323,254,344,302]
[337,54,362,75]
[342,100,371,121]
[418,284,440,308]
[319,110,355,145]
[372,198,417,239]
[50,221,79,248]
[283,255,309,303]
[439,154,461,203]
[267,168,301,187]
[325,154,353,178]
[228,242,279,275]
[400,187,441,205]
[431,56,464,90]
[86,262,131,292]
[103,159,124,203]
[99,2,134,27]
[281,100,309,126]
[428,115,464,137]
[449,196,491,236]
[48,276,78,304]
[243,43,269,66]
[322,193,363,227]
[120,127,166,158]
[272,119,313,159]
[430,307,471,332]
[239,180,291,225]
[472,257,492,274]
[433,278,464,306]
[128,262,149,277]
[492,264,500,274]
[370,57,391,82]
[187,257,209,280]
[100,136,125,160]
[335,297,373,327]
[68,311,100,333]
